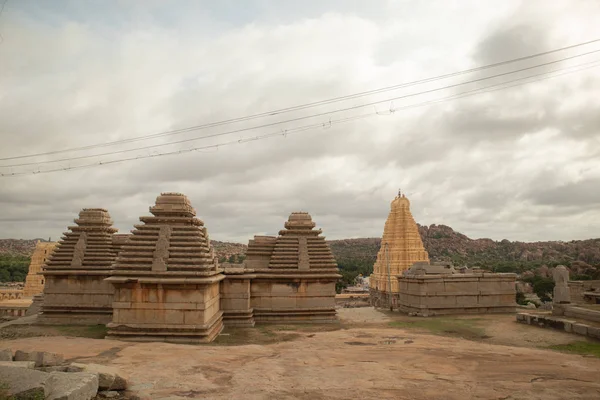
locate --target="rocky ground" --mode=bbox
[1,309,599,400]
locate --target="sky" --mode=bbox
[1,0,600,243]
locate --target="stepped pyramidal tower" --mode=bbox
[105,193,224,343]
[39,209,119,324]
[246,212,341,323]
[370,192,429,295]
[23,241,58,297]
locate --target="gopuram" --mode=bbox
[370,191,429,308]
[39,209,119,325]
[105,193,225,343]
[23,241,58,297]
[370,191,516,314]
[246,212,341,323]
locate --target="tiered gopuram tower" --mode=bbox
[39,209,119,324]
[23,241,58,297]
[248,212,341,323]
[370,193,429,296]
[105,193,224,343]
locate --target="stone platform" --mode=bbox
[516,311,600,341]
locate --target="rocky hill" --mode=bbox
[327,224,600,272]
[3,224,600,270]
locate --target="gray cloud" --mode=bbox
[1,0,600,244]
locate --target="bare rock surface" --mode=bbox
[3,322,600,399]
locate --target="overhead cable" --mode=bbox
[2,37,600,161]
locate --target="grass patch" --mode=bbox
[548,341,600,358]
[389,317,489,340]
[54,324,108,339]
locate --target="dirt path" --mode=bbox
[2,312,600,400]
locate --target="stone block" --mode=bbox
[0,360,35,369]
[45,371,99,400]
[14,350,64,367]
[587,326,600,339]
[572,323,589,336]
[0,365,48,398]
[70,363,127,390]
[564,321,573,333]
[0,348,12,361]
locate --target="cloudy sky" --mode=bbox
[1,0,600,243]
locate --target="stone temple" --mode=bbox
[23,241,58,298]
[370,192,516,314]
[39,209,119,325]
[370,192,429,303]
[28,193,340,343]
[246,212,341,323]
[105,193,224,343]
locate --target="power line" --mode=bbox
[2,48,599,169]
[2,37,600,161]
[2,59,598,178]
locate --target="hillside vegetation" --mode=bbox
[2,224,599,285]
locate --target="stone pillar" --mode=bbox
[552,265,571,316]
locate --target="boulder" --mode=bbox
[0,364,48,399]
[70,363,127,390]
[0,348,12,361]
[14,350,64,367]
[45,371,99,400]
[0,360,36,369]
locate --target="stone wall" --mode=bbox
[517,312,600,340]
[107,279,224,343]
[251,277,338,323]
[40,273,114,325]
[0,290,23,300]
[395,273,516,316]
[220,271,255,327]
[561,305,600,323]
[0,304,28,317]
[568,280,600,305]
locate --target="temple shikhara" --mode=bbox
[369,192,429,295]
[39,208,120,325]
[25,192,340,344]
[105,193,225,343]
[247,212,341,323]
[23,241,58,297]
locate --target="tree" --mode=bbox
[532,277,555,302]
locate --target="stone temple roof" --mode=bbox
[44,208,119,271]
[280,212,322,236]
[268,212,338,271]
[111,193,220,276]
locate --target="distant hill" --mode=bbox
[0,238,248,262]
[3,223,600,270]
[327,224,600,273]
